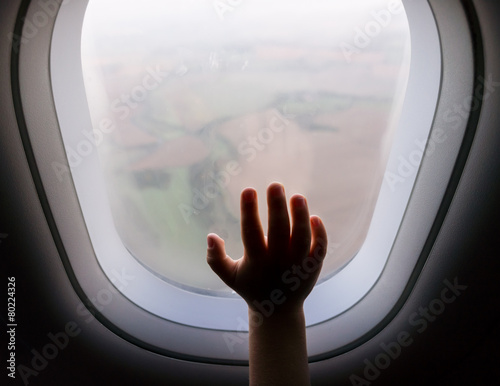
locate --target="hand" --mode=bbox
[207,182,327,316]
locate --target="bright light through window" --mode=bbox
[81,0,410,294]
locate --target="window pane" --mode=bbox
[81,0,410,294]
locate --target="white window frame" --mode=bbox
[25,0,471,361]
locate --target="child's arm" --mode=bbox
[207,182,328,386]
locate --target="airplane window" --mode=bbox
[80,0,410,294]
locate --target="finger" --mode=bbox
[267,182,290,260]
[240,188,266,260]
[206,233,237,288]
[290,194,311,262]
[309,216,328,262]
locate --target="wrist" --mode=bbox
[247,304,310,386]
[248,303,305,328]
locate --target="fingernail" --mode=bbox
[270,183,284,197]
[295,196,306,207]
[243,189,255,202]
[207,236,214,249]
[312,216,321,227]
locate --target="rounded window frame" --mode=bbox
[17,0,473,362]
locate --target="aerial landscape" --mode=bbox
[81,0,410,293]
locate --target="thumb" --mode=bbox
[206,233,237,288]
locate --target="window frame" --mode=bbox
[17,0,473,362]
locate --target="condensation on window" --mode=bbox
[81,0,410,294]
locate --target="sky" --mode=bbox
[83,0,407,49]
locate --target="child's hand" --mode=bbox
[207,182,327,316]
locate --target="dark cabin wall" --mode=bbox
[1,1,499,385]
